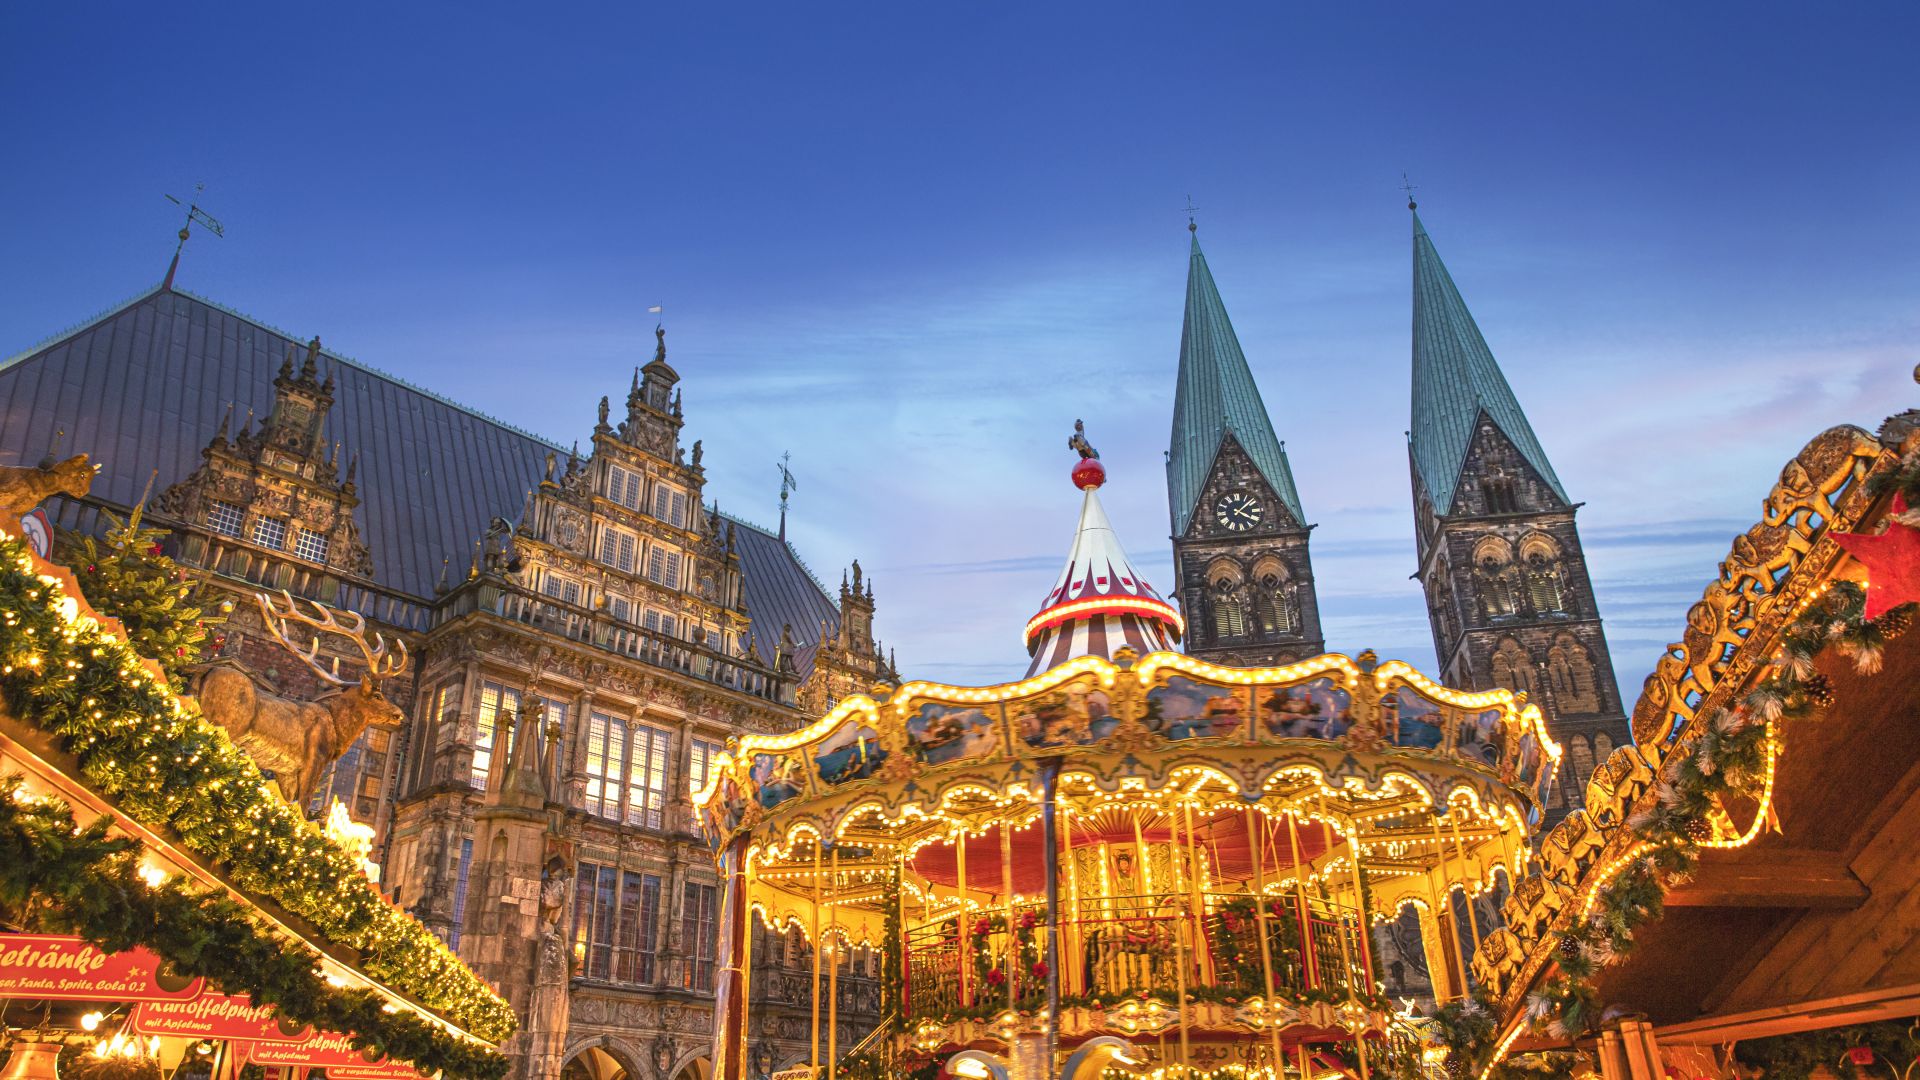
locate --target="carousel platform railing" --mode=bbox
[901,894,1375,1021]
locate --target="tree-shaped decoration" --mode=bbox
[62,501,224,690]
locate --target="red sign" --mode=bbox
[248,1031,386,1069]
[0,935,202,1002]
[128,993,309,1042]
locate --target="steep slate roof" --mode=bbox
[0,284,842,673]
[718,512,841,668]
[1166,232,1306,536]
[1409,210,1569,514]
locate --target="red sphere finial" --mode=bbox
[1072,457,1106,490]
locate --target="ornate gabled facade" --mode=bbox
[1406,206,1629,821]
[1167,226,1324,665]
[0,282,890,1080]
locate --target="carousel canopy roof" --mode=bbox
[1167,231,1306,535]
[1409,209,1569,514]
[1023,452,1182,676]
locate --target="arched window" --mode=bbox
[1473,538,1518,618]
[1547,634,1600,713]
[1568,736,1597,792]
[1252,557,1294,635]
[1208,562,1247,642]
[1490,638,1536,698]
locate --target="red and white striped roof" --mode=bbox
[1023,455,1183,677]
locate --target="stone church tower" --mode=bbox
[1406,206,1631,820]
[1167,226,1325,665]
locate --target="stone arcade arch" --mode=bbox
[561,1041,645,1080]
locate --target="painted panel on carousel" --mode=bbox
[748,752,806,809]
[1256,677,1353,740]
[1011,678,1115,748]
[1513,731,1546,797]
[814,722,888,785]
[1391,687,1446,751]
[1452,708,1503,768]
[905,702,1005,766]
[1148,676,1249,740]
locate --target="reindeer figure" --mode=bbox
[193,591,409,809]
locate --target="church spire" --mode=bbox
[1408,209,1568,515]
[1166,228,1305,537]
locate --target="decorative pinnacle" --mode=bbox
[1068,419,1106,490]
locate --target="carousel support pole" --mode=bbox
[1064,811,1083,997]
[1284,810,1317,990]
[829,847,842,1080]
[1342,812,1377,991]
[958,827,973,1008]
[713,834,754,1080]
[1171,840,1192,1073]
[812,840,825,1074]
[1002,817,1018,1009]
[1317,797,1368,1080]
[898,854,912,1023]
[1244,805,1286,1074]
[1428,815,1463,1001]
[1447,805,1481,951]
[1041,761,1063,1080]
[1180,801,1213,987]
[1129,809,1154,994]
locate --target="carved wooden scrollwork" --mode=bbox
[1630,425,1886,745]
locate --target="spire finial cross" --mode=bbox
[1400,172,1418,211]
[1182,195,1200,233]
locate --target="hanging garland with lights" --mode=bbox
[0,533,516,1043]
[0,776,507,1080]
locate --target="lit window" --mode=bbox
[470,682,520,791]
[689,737,723,795]
[625,724,670,830]
[207,501,244,538]
[572,863,661,985]
[251,516,288,550]
[294,527,330,563]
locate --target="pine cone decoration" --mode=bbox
[1558,935,1581,961]
[1683,817,1714,844]
[1877,607,1913,640]
[1802,674,1835,709]
[1444,1052,1470,1080]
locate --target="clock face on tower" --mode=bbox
[1213,491,1263,532]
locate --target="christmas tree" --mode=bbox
[62,502,225,690]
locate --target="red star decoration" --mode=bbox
[1834,493,1920,621]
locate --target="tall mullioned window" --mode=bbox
[572,862,660,985]
[624,724,670,830]
[470,682,520,791]
[449,838,473,949]
[600,528,637,573]
[607,464,644,510]
[681,882,718,991]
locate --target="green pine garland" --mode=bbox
[60,504,223,692]
[0,534,515,1043]
[0,776,506,1080]
[1732,1019,1920,1079]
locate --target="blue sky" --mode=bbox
[3,4,1916,691]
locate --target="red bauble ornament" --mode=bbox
[148,543,165,556]
[1847,1047,1875,1065]
[1071,457,1106,490]
[1834,494,1920,621]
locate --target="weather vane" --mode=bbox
[776,451,799,539]
[162,184,224,290]
[1400,172,1418,210]
[1183,194,1200,232]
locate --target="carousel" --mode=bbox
[693,433,1559,1080]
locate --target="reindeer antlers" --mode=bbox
[255,590,409,686]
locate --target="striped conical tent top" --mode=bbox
[1023,447,1184,678]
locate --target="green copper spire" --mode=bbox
[1167,230,1306,536]
[1409,209,1568,514]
